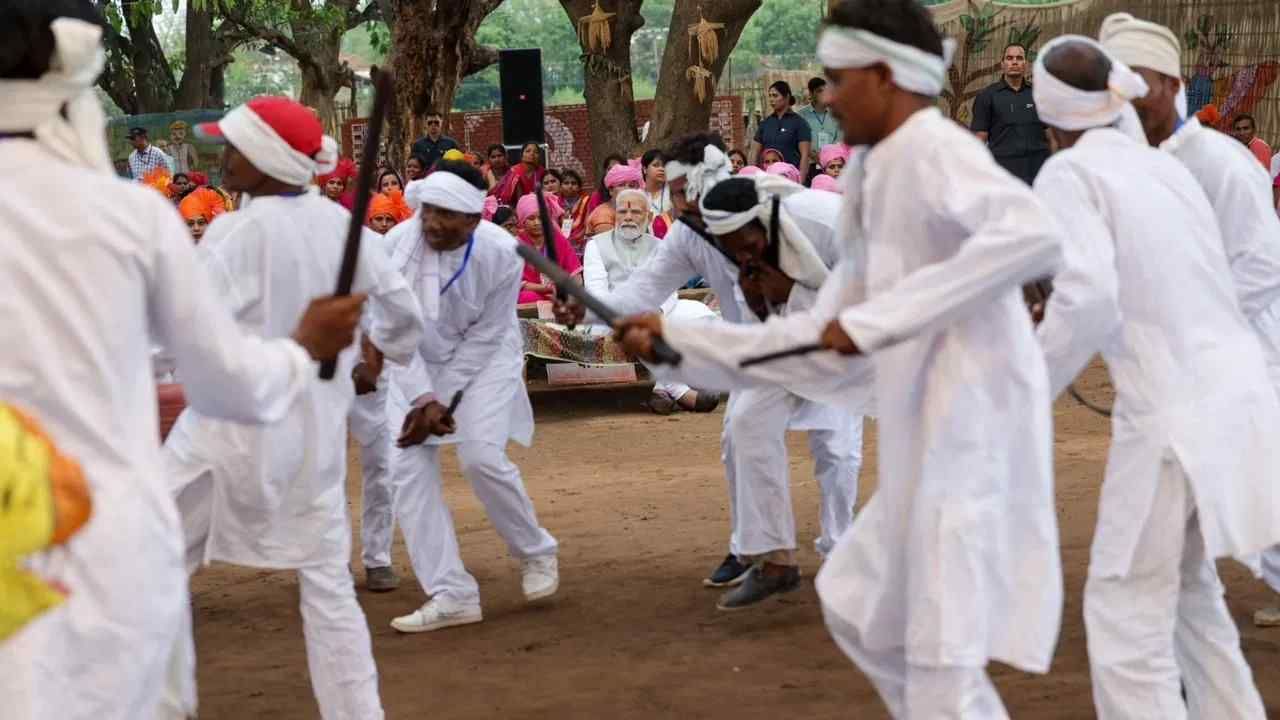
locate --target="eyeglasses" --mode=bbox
[427,119,442,125]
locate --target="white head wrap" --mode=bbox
[0,18,112,173]
[699,174,830,290]
[1033,35,1149,141]
[665,144,732,204]
[816,26,957,96]
[216,103,338,186]
[404,172,486,215]
[1098,13,1189,120]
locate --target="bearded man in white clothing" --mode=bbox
[583,187,721,415]
[385,161,560,633]
[1032,35,1280,719]
[1098,12,1280,630]
[0,3,369,718]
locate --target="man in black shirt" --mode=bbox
[971,43,1050,185]
[409,112,459,170]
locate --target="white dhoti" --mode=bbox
[1250,301,1280,594]
[1085,455,1266,720]
[720,385,863,559]
[350,382,396,569]
[653,298,717,402]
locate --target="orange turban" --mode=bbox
[316,156,357,186]
[1196,103,1221,126]
[179,187,228,223]
[141,167,174,198]
[367,188,413,224]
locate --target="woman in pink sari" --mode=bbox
[515,193,581,304]
[490,142,545,206]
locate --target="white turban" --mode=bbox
[0,18,113,173]
[1033,35,1149,141]
[404,172,486,215]
[816,26,957,97]
[699,174,830,290]
[1098,13,1189,119]
[665,144,732,204]
[214,102,338,186]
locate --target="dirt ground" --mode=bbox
[191,361,1280,719]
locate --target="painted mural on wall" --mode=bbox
[926,0,1280,137]
[106,110,226,182]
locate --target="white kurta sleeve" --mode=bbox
[1033,164,1123,398]
[430,255,522,402]
[583,240,609,296]
[147,206,309,424]
[356,228,424,367]
[838,148,1065,353]
[1200,151,1280,318]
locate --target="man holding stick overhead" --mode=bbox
[385,161,559,634]
[0,4,371,718]
[162,96,424,719]
[617,0,1067,713]
[556,133,866,608]
[1031,35,1279,718]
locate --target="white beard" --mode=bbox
[616,223,644,241]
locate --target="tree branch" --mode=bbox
[464,45,500,77]
[215,0,321,73]
[345,0,382,29]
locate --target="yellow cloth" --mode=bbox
[0,405,80,641]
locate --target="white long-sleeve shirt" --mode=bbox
[0,140,315,719]
[1035,127,1280,575]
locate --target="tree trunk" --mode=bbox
[384,0,503,167]
[559,0,645,169]
[291,0,351,132]
[174,1,216,110]
[96,0,179,114]
[646,0,761,151]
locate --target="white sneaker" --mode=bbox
[390,597,482,633]
[521,555,559,602]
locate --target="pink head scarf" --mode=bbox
[819,143,851,169]
[765,161,801,183]
[736,165,763,177]
[811,174,842,193]
[482,194,498,221]
[604,162,643,189]
[515,192,565,225]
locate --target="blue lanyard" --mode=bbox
[439,233,475,296]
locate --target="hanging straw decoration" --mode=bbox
[686,65,714,103]
[687,11,725,65]
[578,1,616,54]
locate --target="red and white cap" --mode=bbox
[196,96,338,185]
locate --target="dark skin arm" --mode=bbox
[396,401,457,448]
[352,336,384,395]
[290,294,368,361]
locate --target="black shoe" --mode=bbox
[690,390,721,413]
[702,554,753,588]
[716,564,801,611]
[365,566,401,592]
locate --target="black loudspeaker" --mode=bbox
[499,48,544,151]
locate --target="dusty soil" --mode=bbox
[191,362,1280,718]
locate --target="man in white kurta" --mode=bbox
[385,165,559,633]
[1098,12,1280,629]
[1031,37,1280,719]
[161,97,424,720]
[0,14,368,720]
[583,188,719,413]
[618,8,1065,714]
[559,135,865,595]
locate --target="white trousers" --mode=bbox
[176,474,385,720]
[1084,455,1265,720]
[825,609,1009,718]
[350,387,396,569]
[720,385,864,558]
[393,439,558,604]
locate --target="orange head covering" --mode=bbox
[1195,103,1221,127]
[178,187,228,223]
[141,167,174,198]
[366,188,413,224]
[316,156,357,186]
[585,203,615,235]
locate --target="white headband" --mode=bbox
[816,26,956,96]
[699,174,829,290]
[1099,13,1181,79]
[0,19,113,173]
[665,144,733,204]
[404,172,486,215]
[219,104,339,186]
[1033,35,1149,134]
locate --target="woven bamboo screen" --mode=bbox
[925,0,1280,140]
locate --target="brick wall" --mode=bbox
[344,95,744,186]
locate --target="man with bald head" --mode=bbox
[1099,13,1280,628]
[1032,35,1279,719]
